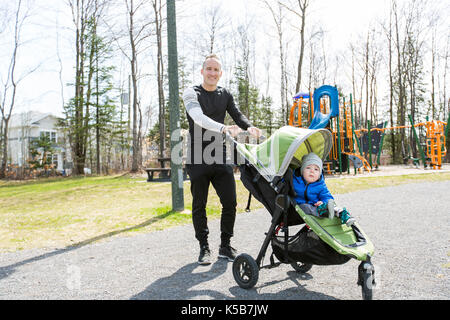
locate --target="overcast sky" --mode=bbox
[2,0,448,120]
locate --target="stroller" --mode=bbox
[227,126,375,300]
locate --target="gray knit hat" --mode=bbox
[300,152,323,175]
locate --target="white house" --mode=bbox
[7,111,70,172]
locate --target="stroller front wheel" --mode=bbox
[358,261,375,300]
[291,262,313,273]
[232,253,259,289]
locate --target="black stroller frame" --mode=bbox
[232,163,314,286]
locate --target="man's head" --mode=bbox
[201,53,222,91]
[300,152,323,183]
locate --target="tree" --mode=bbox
[122,0,155,172]
[387,3,396,162]
[200,3,229,55]
[306,27,325,94]
[405,2,428,158]
[65,0,110,175]
[262,0,289,125]
[175,56,190,131]
[393,0,407,161]
[258,95,275,135]
[233,24,252,119]
[148,56,189,146]
[29,133,55,170]
[0,0,38,178]
[280,0,309,94]
[91,38,120,174]
[152,0,166,160]
[232,59,275,135]
[233,60,258,121]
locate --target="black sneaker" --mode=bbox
[198,245,211,265]
[218,245,237,261]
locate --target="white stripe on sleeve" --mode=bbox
[182,87,225,133]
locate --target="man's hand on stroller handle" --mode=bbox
[222,125,242,137]
[222,125,263,139]
[247,126,262,138]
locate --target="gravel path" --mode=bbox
[1,180,449,300]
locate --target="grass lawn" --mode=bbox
[1,171,450,252]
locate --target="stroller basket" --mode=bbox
[271,226,351,266]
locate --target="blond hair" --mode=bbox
[202,53,222,69]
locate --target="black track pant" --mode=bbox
[186,164,237,246]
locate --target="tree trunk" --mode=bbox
[295,0,308,94]
[431,30,436,119]
[1,0,24,178]
[365,31,369,127]
[129,0,140,172]
[95,22,101,175]
[265,1,287,126]
[388,3,396,163]
[153,0,165,159]
[0,121,9,178]
[71,0,88,175]
[393,2,406,161]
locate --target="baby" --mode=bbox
[292,152,356,226]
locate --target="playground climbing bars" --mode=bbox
[288,85,448,173]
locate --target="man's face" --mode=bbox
[201,58,222,89]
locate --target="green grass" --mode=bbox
[0,174,259,252]
[1,170,449,252]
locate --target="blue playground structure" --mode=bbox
[289,85,375,174]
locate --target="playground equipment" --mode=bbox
[288,85,448,173]
[356,117,447,170]
[289,85,373,174]
[403,115,447,169]
[423,118,447,169]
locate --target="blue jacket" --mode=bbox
[292,174,334,205]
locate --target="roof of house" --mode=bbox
[8,111,60,129]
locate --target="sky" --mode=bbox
[217,0,392,94]
[1,0,447,120]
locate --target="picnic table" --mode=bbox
[145,157,188,182]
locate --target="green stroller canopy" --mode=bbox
[236,126,333,181]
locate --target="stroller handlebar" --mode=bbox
[223,131,266,145]
[224,132,269,173]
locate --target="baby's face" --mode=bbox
[302,164,321,183]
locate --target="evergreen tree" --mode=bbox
[63,12,120,174]
[259,95,275,135]
[29,134,55,169]
[232,61,260,124]
[148,56,190,152]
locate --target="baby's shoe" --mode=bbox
[326,199,336,219]
[338,208,356,227]
[317,203,329,217]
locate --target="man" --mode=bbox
[182,54,261,265]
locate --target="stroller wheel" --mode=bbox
[290,262,313,273]
[232,253,259,289]
[358,261,375,300]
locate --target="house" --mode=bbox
[7,111,70,172]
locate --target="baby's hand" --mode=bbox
[314,201,323,207]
